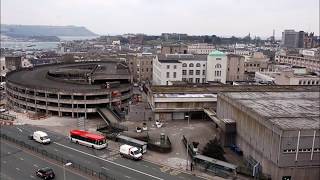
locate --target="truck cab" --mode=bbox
[33,131,51,144]
[120,144,143,160]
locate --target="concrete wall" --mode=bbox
[217,93,320,180]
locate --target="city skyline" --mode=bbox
[1,0,319,38]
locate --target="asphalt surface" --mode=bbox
[0,125,204,180]
[1,140,88,180]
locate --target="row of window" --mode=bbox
[137,68,152,73]
[214,71,222,77]
[182,70,206,76]
[182,78,206,83]
[167,65,177,69]
[245,63,260,67]
[166,72,177,78]
[283,148,320,153]
[182,63,204,68]
[298,80,320,85]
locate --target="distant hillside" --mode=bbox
[1,24,98,37]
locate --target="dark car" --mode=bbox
[36,167,55,179]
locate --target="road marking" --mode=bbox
[125,175,132,179]
[101,167,110,171]
[7,152,11,154]
[19,157,24,161]
[54,142,164,180]
[33,164,39,168]
[16,167,20,171]
[54,148,59,152]
[170,170,181,176]
[16,127,23,133]
[143,165,149,168]
[160,166,171,173]
[3,141,90,180]
[30,175,36,179]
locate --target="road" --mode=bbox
[1,140,89,180]
[0,125,204,180]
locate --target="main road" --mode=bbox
[0,125,205,180]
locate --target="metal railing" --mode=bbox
[0,133,115,180]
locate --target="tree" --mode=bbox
[202,138,226,161]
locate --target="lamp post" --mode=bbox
[63,162,72,180]
[185,114,190,170]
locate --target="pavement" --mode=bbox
[1,125,215,180]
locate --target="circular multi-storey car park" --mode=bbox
[5,61,132,118]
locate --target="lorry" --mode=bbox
[31,131,51,144]
[119,144,143,160]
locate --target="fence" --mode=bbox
[0,133,115,180]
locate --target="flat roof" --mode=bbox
[221,92,320,130]
[6,62,130,92]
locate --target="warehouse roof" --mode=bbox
[221,91,320,130]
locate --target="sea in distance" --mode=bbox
[1,36,98,50]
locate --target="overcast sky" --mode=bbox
[1,0,319,38]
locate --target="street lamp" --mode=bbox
[63,162,72,180]
[185,114,190,170]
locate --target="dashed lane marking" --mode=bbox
[54,142,164,180]
[19,157,24,161]
[101,167,110,171]
[16,168,20,171]
[125,175,132,179]
[143,165,149,168]
[33,164,39,168]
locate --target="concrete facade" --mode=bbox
[226,54,245,82]
[275,53,320,73]
[217,92,320,180]
[160,44,188,55]
[187,43,215,55]
[6,62,132,118]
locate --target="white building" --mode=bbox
[206,50,227,83]
[152,56,182,85]
[187,43,215,55]
[153,51,228,85]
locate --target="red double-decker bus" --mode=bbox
[69,130,107,149]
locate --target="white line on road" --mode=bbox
[143,165,149,168]
[30,175,36,179]
[101,167,110,171]
[19,157,24,161]
[54,142,164,180]
[54,148,58,152]
[16,127,23,133]
[125,175,132,179]
[16,168,20,171]
[33,164,39,168]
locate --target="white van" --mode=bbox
[119,144,143,160]
[32,131,51,144]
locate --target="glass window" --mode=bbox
[182,63,187,67]
[189,63,194,67]
[167,65,170,69]
[189,78,193,83]
[173,72,177,78]
[196,78,200,83]
[216,58,221,60]
[196,70,200,75]
[202,70,206,75]
[182,70,187,75]
[166,72,170,78]
[196,63,200,67]
[215,64,221,68]
[174,65,177,69]
[189,70,193,75]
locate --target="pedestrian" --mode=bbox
[190,162,194,171]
